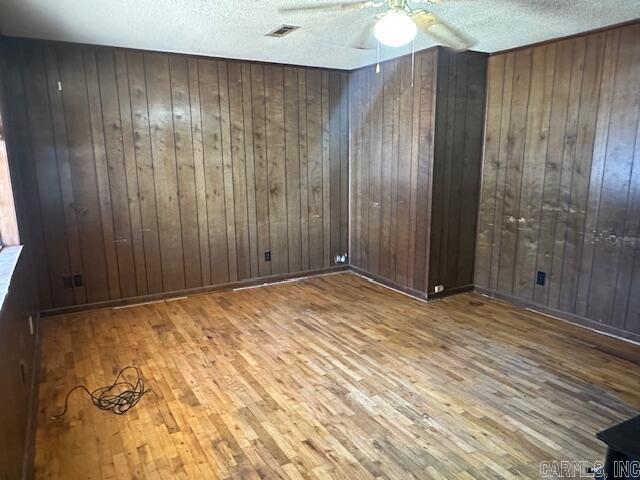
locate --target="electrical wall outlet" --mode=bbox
[536,271,546,286]
[63,274,84,288]
[434,285,444,293]
[334,253,348,265]
[264,251,271,262]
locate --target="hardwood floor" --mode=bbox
[35,272,640,479]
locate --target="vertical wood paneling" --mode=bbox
[512,44,555,300]
[476,23,640,337]
[388,63,400,280]
[474,54,505,290]
[126,51,164,294]
[559,34,605,313]
[395,57,413,286]
[3,39,348,308]
[428,50,487,293]
[265,66,288,275]
[532,40,574,306]
[328,72,342,267]
[44,44,86,305]
[407,54,422,286]
[443,51,466,289]
[321,72,331,269]
[188,58,212,286]
[20,43,75,306]
[349,48,484,295]
[0,251,38,480]
[624,115,640,334]
[169,54,202,288]
[217,61,239,282]
[575,32,619,318]
[115,51,148,295]
[298,71,310,270]
[413,51,437,291]
[547,39,585,309]
[496,49,532,294]
[240,63,259,279]
[488,53,515,293]
[284,67,302,273]
[227,62,252,281]
[59,45,110,303]
[456,53,487,286]
[586,29,640,325]
[340,73,349,257]
[145,53,186,292]
[367,66,384,276]
[200,59,230,285]
[94,48,137,298]
[378,63,396,280]
[249,64,272,278]
[306,70,325,270]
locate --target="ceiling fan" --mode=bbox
[279,0,473,51]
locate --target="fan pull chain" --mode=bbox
[376,40,381,74]
[411,38,415,87]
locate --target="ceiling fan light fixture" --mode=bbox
[374,9,417,47]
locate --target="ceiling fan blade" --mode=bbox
[411,10,473,52]
[351,22,376,50]
[279,1,382,14]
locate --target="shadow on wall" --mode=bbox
[0,248,39,480]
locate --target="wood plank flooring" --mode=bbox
[35,272,640,479]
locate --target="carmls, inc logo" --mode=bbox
[539,461,607,479]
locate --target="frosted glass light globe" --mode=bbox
[374,9,417,47]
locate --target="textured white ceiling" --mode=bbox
[0,0,639,70]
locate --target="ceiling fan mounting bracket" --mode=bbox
[387,0,407,9]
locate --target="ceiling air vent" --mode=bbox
[265,25,300,37]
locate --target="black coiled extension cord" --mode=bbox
[51,366,151,419]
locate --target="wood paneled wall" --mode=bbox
[350,50,437,293]
[1,38,349,309]
[429,50,487,293]
[0,248,38,480]
[476,23,640,337]
[350,49,487,296]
